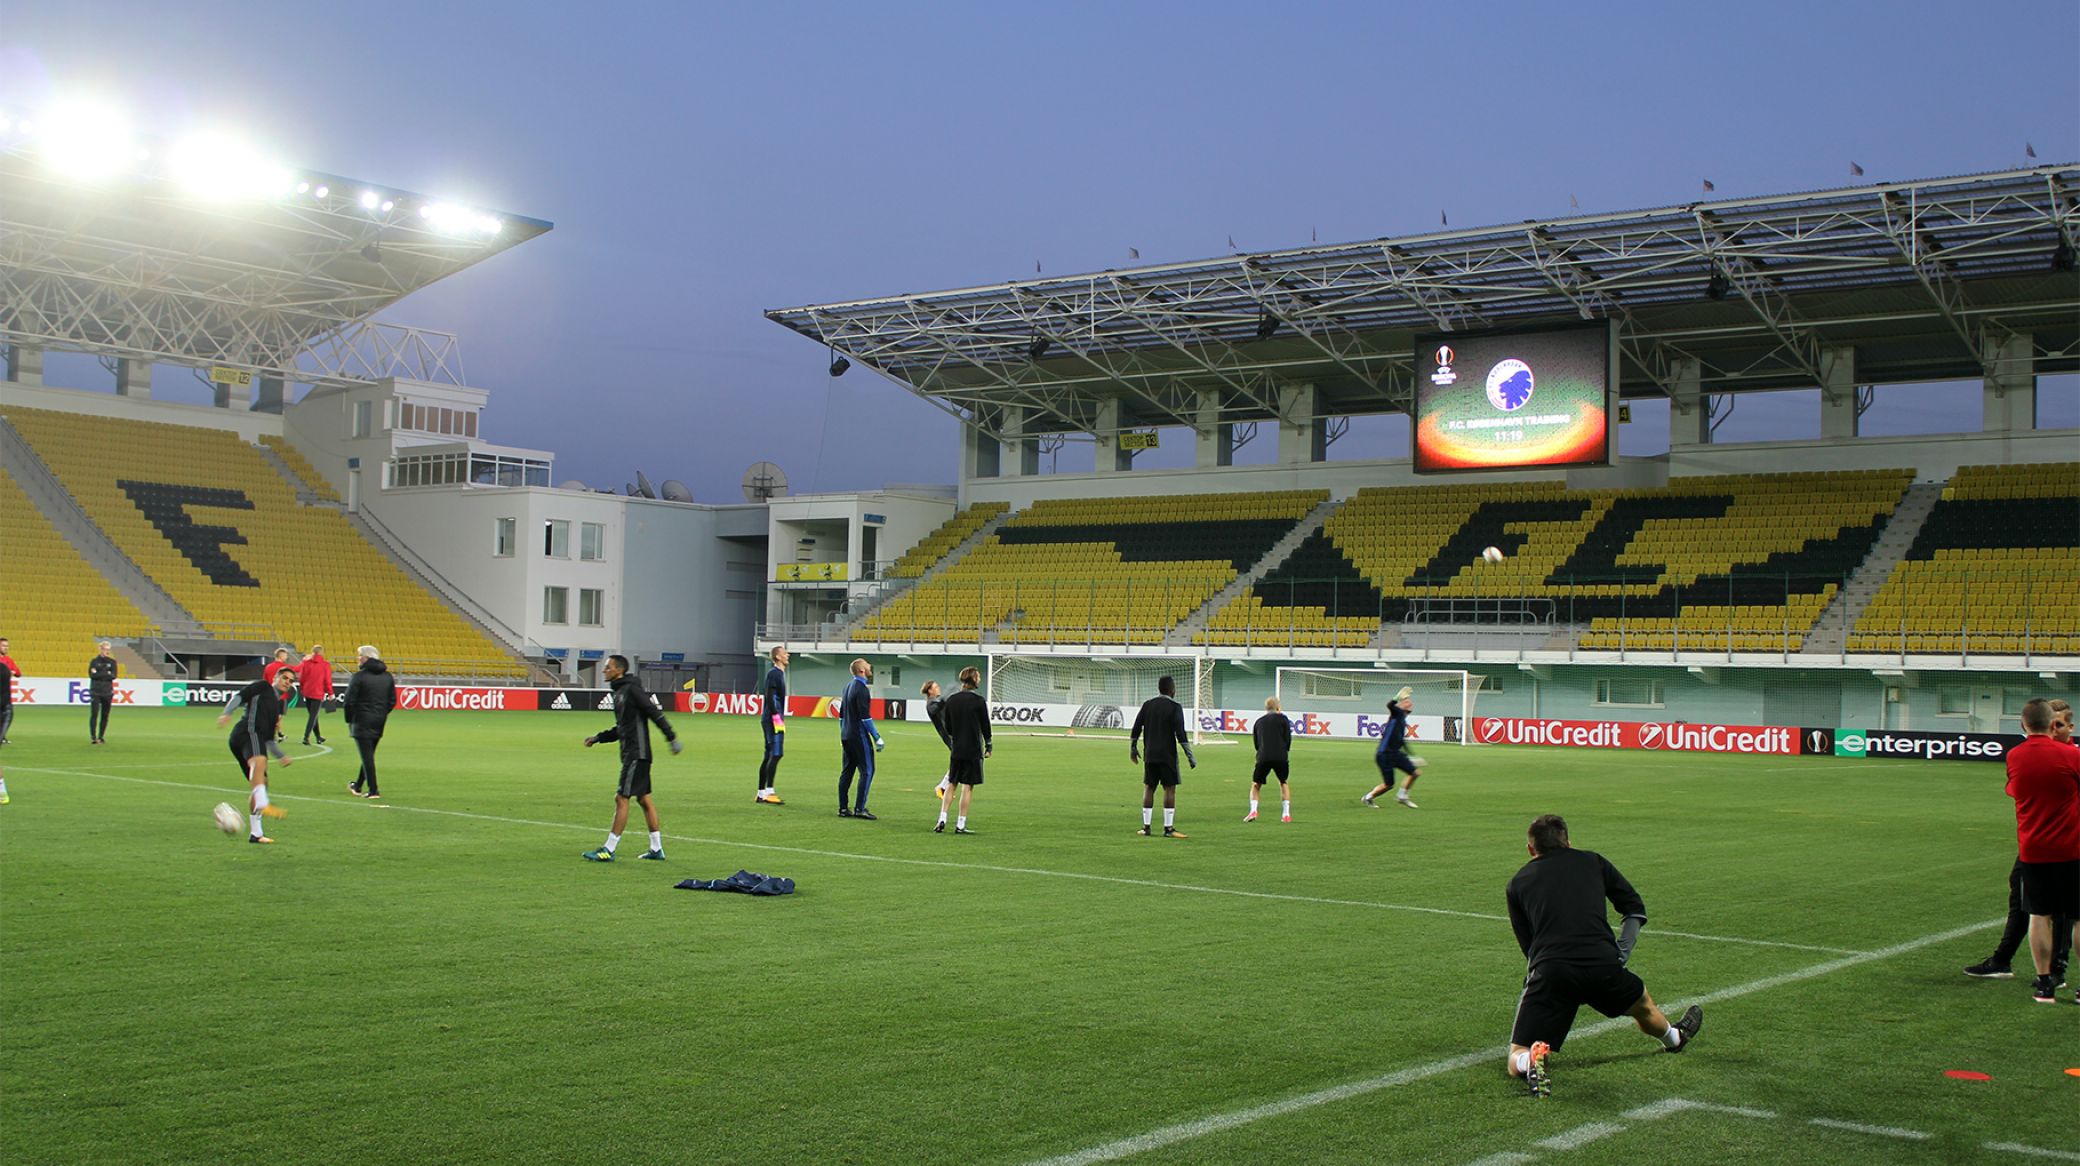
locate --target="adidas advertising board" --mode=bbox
[534,689,616,712]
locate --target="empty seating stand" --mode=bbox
[0,464,153,674]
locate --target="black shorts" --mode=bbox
[1251,758,1290,784]
[230,738,259,778]
[618,758,654,799]
[2018,859,2080,919]
[1377,749,1415,778]
[1142,760,1180,788]
[1510,962,1645,1051]
[949,757,985,787]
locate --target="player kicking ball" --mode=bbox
[217,668,298,843]
[1505,814,1701,1097]
[1363,687,1423,809]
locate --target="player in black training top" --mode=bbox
[217,668,298,843]
[935,667,992,835]
[923,679,956,811]
[580,654,682,862]
[1130,674,1196,838]
[1503,814,1702,1097]
[756,645,788,805]
[1247,696,1294,823]
[87,641,118,744]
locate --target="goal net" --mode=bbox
[1273,667,1486,746]
[986,654,1225,744]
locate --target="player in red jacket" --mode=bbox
[2006,698,2080,1005]
[298,645,334,746]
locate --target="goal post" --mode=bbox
[1273,666,1486,746]
[985,653,1226,744]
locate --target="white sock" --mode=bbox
[1142,807,1153,827]
[1282,799,1291,815]
[648,831,662,853]
[250,812,264,837]
[0,779,9,795]
[1249,797,1259,814]
[1163,808,1176,828]
[1660,1026,1683,1049]
[1512,1049,1531,1075]
[605,832,621,854]
[937,776,949,793]
[252,785,269,810]
[956,815,966,830]
[938,810,948,825]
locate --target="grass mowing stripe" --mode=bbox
[1020,916,2001,1166]
[16,761,1870,956]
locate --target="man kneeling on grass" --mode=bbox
[1504,814,1701,1097]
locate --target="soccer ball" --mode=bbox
[213,802,243,836]
[1481,546,1504,564]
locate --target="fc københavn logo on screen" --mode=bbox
[1485,358,1534,412]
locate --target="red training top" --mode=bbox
[0,653,19,678]
[297,654,332,699]
[2005,734,2080,863]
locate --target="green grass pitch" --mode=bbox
[2,707,2073,1165]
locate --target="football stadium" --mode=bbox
[4,43,2079,1166]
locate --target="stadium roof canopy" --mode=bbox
[0,142,551,388]
[768,166,2080,439]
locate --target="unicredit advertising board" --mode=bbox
[1471,717,1798,755]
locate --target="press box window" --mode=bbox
[493,517,516,558]
[544,520,571,558]
[580,522,605,561]
[579,588,605,627]
[543,586,569,625]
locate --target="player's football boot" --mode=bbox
[955,827,975,835]
[1163,827,1188,839]
[1136,826,1152,836]
[261,804,288,820]
[1668,1005,1703,1049]
[636,849,665,861]
[581,848,615,862]
[852,808,877,820]
[1280,813,1291,823]
[1525,1042,1551,1097]
[2031,975,2058,1003]
[756,793,785,805]
[1397,795,1419,809]
[0,792,9,805]
[1243,810,1258,822]
[933,820,946,833]
[248,835,275,845]
[838,806,853,817]
[1961,959,2012,979]
[1362,794,1379,808]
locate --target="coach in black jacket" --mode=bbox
[579,655,681,862]
[344,646,398,799]
[87,641,117,744]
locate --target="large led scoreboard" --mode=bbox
[1413,321,1616,472]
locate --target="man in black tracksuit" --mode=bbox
[580,655,680,862]
[934,668,992,834]
[755,645,789,805]
[87,641,117,744]
[218,668,297,843]
[344,647,397,799]
[1503,814,1702,1097]
[1130,674,1196,838]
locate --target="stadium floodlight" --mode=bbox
[2054,237,2077,273]
[36,100,138,181]
[1255,311,1280,339]
[1705,269,1731,300]
[418,202,507,236]
[313,184,329,199]
[168,131,294,200]
[1026,335,1052,360]
[828,355,851,377]
[359,190,380,209]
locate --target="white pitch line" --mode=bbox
[1020,920,1997,1166]
[1465,1154,1538,1166]
[1534,1121,1626,1150]
[1809,1118,1931,1141]
[1985,1143,2080,1162]
[13,762,1869,957]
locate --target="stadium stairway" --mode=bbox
[1802,480,1943,655]
[831,505,1016,636]
[1166,494,1343,646]
[0,415,201,638]
[253,440,342,509]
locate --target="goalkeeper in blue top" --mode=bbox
[1364,686,1425,809]
[756,646,788,805]
[836,657,884,819]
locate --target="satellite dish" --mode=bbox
[661,479,694,503]
[559,479,589,492]
[634,470,659,499]
[742,461,789,502]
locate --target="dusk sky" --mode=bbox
[5,1,2076,500]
